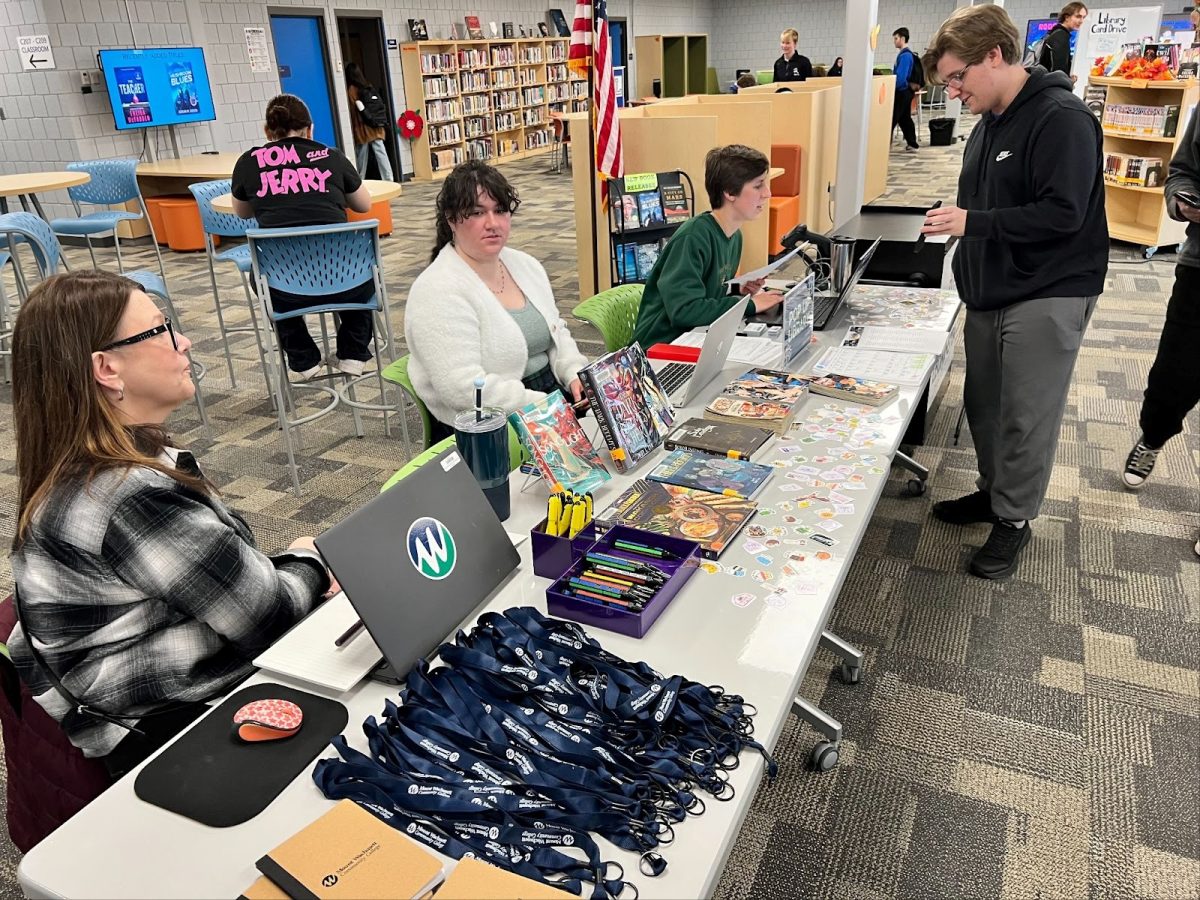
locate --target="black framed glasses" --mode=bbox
[100,317,177,352]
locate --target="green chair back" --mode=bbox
[573,284,644,352]
[382,354,433,450]
[755,70,773,85]
[381,435,456,492]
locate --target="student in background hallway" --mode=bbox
[829,57,844,76]
[1038,3,1088,81]
[892,28,920,151]
[1122,97,1200,557]
[345,62,394,181]
[774,28,812,82]
[920,5,1107,579]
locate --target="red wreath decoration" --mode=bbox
[397,110,424,141]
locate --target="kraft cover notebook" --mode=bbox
[647,449,774,499]
[509,390,610,493]
[257,799,445,899]
[596,479,757,558]
[663,416,773,459]
[437,858,571,899]
[579,343,675,473]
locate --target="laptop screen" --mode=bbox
[314,448,520,680]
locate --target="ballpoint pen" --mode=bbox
[334,619,365,648]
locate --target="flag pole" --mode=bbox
[587,6,600,298]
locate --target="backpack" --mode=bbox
[359,90,389,129]
[905,49,925,90]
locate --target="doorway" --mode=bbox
[337,15,400,181]
[269,13,341,148]
[609,17,629,86]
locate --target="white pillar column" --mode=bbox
[833,0,880,229]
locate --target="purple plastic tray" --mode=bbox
[530,517,599,580]
[545,525,700,638]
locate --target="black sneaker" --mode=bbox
[969,520,1031,580]
[1122,438,1160,489]
[933,490,995,525]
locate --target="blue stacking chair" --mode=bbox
[246,220,400,494]
[49,159,166,280]
[188,179,272,394]
[0,212,208,425]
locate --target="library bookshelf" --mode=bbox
[1089,75,1198,257]
[400,38,589,181]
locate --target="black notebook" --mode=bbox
[663,417,774,460]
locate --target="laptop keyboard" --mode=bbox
[813,294,839,330]
[656,362,694,395]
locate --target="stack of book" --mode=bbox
[1102,102,1182,137]
[703,368,809,436]
[802,372,898,407]
[1103,152,1165,187]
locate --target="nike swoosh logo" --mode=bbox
[995,151,1012,162]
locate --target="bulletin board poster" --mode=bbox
[1071,6,1164,96]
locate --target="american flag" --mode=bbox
[569,1,624,197]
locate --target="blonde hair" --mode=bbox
[780,28,799,44]
[922,5,1021,80]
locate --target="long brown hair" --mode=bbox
[12,272,207,549]
[264,93,312,140]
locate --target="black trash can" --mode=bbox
[929,118,955,146]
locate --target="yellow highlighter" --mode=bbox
[557,492,574,536]
[569,494,587,538]
[546,493,562,537]
[584,492,593,523]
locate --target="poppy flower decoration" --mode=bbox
[397,110,424,141]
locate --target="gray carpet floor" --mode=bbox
[0,119,1196,898]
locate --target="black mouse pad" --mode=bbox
[134,682,348,827]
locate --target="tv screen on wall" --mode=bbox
[1025,18,1079,60]
[99,47,216,131]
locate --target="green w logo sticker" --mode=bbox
[407,517,457,580]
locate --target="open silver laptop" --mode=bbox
[650,298,745,406]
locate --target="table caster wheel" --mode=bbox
[809,741,839,772]
[1142,246,1157,261]
[839,662,861,685]
[906,478,927,497]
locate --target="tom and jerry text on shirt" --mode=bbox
[252,144,333,196]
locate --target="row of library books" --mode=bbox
[1102,102,1183,138]
[1103,152,1165,187]
[615,240,664,282]
[409,18,570,42]
[616,181,689,232]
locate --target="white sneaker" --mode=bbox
[336,357,366,377]
[291,363,323,382]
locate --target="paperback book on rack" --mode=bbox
[509,390,611,494]
[663,416,774,459]
[648,449,774,498]
[596,479,757,559]
[802,372,898,406]
[579,344,675,472]
[703,368,809,435]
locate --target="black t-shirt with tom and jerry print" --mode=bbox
[231,137,362,228]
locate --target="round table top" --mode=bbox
[209,179,402,215]
[0,171,91,197]
[136,153,243,179]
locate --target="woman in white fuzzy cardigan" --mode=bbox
[405,161,589,436]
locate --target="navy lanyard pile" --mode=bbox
[313,606,777,899]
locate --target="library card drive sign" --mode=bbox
[1071,6,1163,96]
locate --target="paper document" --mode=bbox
[841,325,948,355]
[253,592,382,693]
[724,246,801,287]
[675,331,782,366]
[810,347,934,386]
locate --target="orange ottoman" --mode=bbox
[158,198,215,252]
[347,199,393,236]
[768,195,801,255]
[144,195,189,246]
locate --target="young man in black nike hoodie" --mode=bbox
[919,4,1108,580]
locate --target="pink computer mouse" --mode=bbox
[231,698,303,743]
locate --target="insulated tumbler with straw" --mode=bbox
[454,377,511,521]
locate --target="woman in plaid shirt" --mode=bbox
[7,271,332,775]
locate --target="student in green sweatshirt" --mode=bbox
[632,144,784,348]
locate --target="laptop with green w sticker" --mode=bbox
[314,447,520,680]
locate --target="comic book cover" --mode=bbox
[663,417,773,459]
[509,391,610,494]
[647,450,773,498]
[596,479,758,558]
[803,372,898,406]
[703,368,809,435]
[579,343,675,473]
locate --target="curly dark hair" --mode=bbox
[431,161,522,261]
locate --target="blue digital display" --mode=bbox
[99,47,216,131]
[1026,18,1080,57]
[1160,15,1195,38]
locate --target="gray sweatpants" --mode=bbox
[963,295,1097,522]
